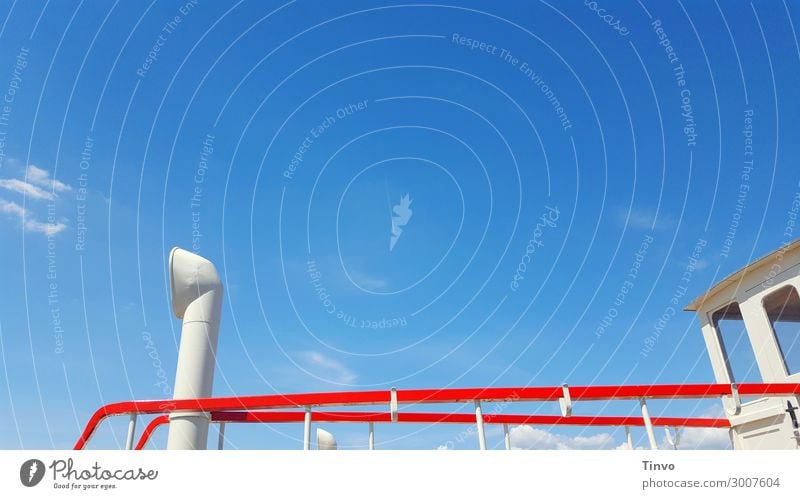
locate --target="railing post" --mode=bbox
[303,407,312,450]
[725,383,742,416]
[125,414,137,450]
[664,427,680,450]
[368,422,374,450]
[503,424,511,450]
[625,426,633,450]
[217,422,226,450]
[559,384,572,417]
[639,398,658,450]
[475,400,486,450]
[390,387,398,423]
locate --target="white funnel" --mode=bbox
[166,247,223,450]
[316,428,338,450]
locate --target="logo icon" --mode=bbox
[390,194,413,251]
[20,459,45,487]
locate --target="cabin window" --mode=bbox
[712,303,761,383]
[763,285,800,375]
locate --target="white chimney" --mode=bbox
[166,247,223,450]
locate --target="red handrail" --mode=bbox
[76,382,800,450]
[134,415,169,450]
[211,411,730,428]
[132,410,729,450]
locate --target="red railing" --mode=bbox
[75,383,800,450]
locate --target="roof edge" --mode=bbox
[684,239,800,312]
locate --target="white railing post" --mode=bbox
[559,384,572,417]
[217,422,225,450]
[303,407,312,450]
[390,387,398,422]
[368,422,375,450]
[625,426,634,450]
[639,398,658,450]
[664,427,681,450]
[475,400,486,450]
[503,423,511,450]
[125,414,137,450]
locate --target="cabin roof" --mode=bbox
[684,239,800,312]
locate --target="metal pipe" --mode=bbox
[625,426,633,450]
[166,248,223,450]
[125,415,137,450]
[503,424,510,450]
[475,400,486,450]
[640,398,658,450]
[217,422,225,450]
[368,422,374,450]
[303,407,311,450]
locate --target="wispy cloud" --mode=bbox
[349,270,388,290]
[618,208,675,231]
[0,178,55,200]
[660,426,730,450]
[0,164,71,200]
[0,198,25,216]
[0,198,68,235]
[0,164,71,236]
[299,351,356,384]
[24,218,67,236]
[510,426,617,450]
[26,164,71,192]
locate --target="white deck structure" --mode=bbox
[686,240,800,449]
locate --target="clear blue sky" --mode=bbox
[0,0,798,450]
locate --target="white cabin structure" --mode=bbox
[686,240,800,449]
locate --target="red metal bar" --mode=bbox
[134,415,169,450]
[208,410,729,428]
[74,383,800,449]
[127,410,730,450]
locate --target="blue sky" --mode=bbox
[0,0,799,450]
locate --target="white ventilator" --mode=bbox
[316,428,338,450]
[166,247,224,450]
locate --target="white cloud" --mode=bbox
[659,406,731,450]
[506,423,730,451]
[662,427,731,450]
[349,270,388,290]
[299,351,356,384]
[510,426,617,450]
[618,208,675,231]
[0,165,71,200]
[26,164,70,192]
[0,165,72,236]
[24,218,67,236]
[0,178,55,200]
[0,198,25,216]
[0,198,67,236]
